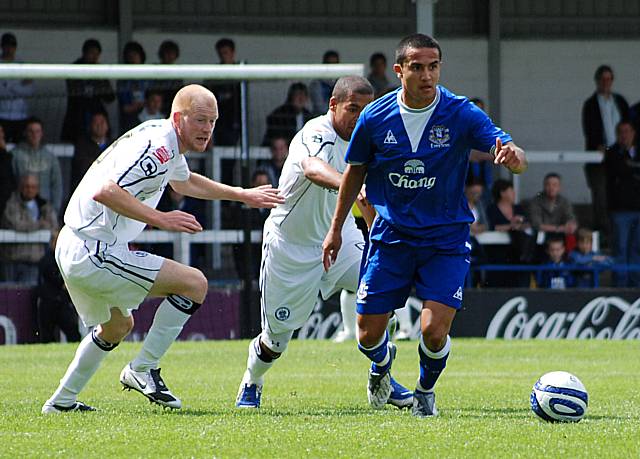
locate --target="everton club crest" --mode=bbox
[429,125,450,148]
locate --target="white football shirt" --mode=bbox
[268,112,356,246]
[65,119,190,244]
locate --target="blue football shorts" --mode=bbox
[355,238,471,314]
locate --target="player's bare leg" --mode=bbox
[120,259,208,409]
[42,308,132,414]
[413,300,456,417]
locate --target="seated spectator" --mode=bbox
[367,52,394,99]
[258,135,289,188]
[0,174,58,283]
[117,41,150,134]
[527,173,578,248]
[35,230,81,343]
[204,38,241,146]
[603,119,640,287]
[0,124,16,217]
[569,227,612,288]
[465,178,488,236]
[71,111,110,192]
[309,50,340,115]
[152,40,183,116]
[61,38,115,142]
[582,65,629,152]
[538,236,575,289]
[137,89,165,123]
[0,32,34,143]
[486,179,535,286]
[263,82,312,145]
[11,117,63,213]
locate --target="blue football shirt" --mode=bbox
[346,85,512,249]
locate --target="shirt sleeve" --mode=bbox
[170,154,190,182]
[345,112,373,165]
[466,103,512,153]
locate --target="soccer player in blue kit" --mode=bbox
[322,34,527,417]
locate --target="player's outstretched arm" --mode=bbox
[93,180,202,233]
[493,138,528,174]
[170,173,284,208]
[322,164,367,271]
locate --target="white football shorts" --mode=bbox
[259,222,364,334]
[55,225,165,327]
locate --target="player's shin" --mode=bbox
[131,294,201,372]
[358,330,391,374]
[46,328,118,406]
[243,335,282,385]
[417,334,451,392]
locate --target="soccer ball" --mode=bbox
[530,371,588,422]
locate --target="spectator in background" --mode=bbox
[582,65,629,152]
[117,41,149,134]
[569,227,612,288]
[263,82,312,145]
[0,125,16,217]
[71,111,110,192]
[487,179,535,286]
[527,172,578,246]
[153,40,183,116]
[0,174,58,283]
[465,178,488,236]
[367,52,394,99]
[604,120,640,287]
[204,38,241,146]
[258,135,289,188]
[35,230,81,343]
[137,89,165,123]
[61,39,115,142]
[631,98,640,135]
[538,236,574,289]
[0,32,34,143]
[11,117,63,213]
[309,50,339,115]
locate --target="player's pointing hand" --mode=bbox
[242,184,285,208]
[493,137,528,174]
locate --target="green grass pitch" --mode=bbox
[1,339,639,458]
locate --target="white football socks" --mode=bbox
[46,331,110,407]
[243,336,274,386]
[339,290,357,337]
[131,298,191,372]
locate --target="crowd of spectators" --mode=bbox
[1,30,639,295]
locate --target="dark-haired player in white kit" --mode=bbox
[235,76,413,409]
[42,84,284,413]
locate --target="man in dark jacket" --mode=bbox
[582,65,629,152]
[60,39,115,142]
[604,120,640,286]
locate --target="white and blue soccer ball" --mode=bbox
[530,371,588,422]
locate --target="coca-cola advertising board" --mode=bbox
[452,290,640,339]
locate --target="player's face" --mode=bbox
[330,92,374,141]
[394,46,441,109]
[177,104,217,153]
